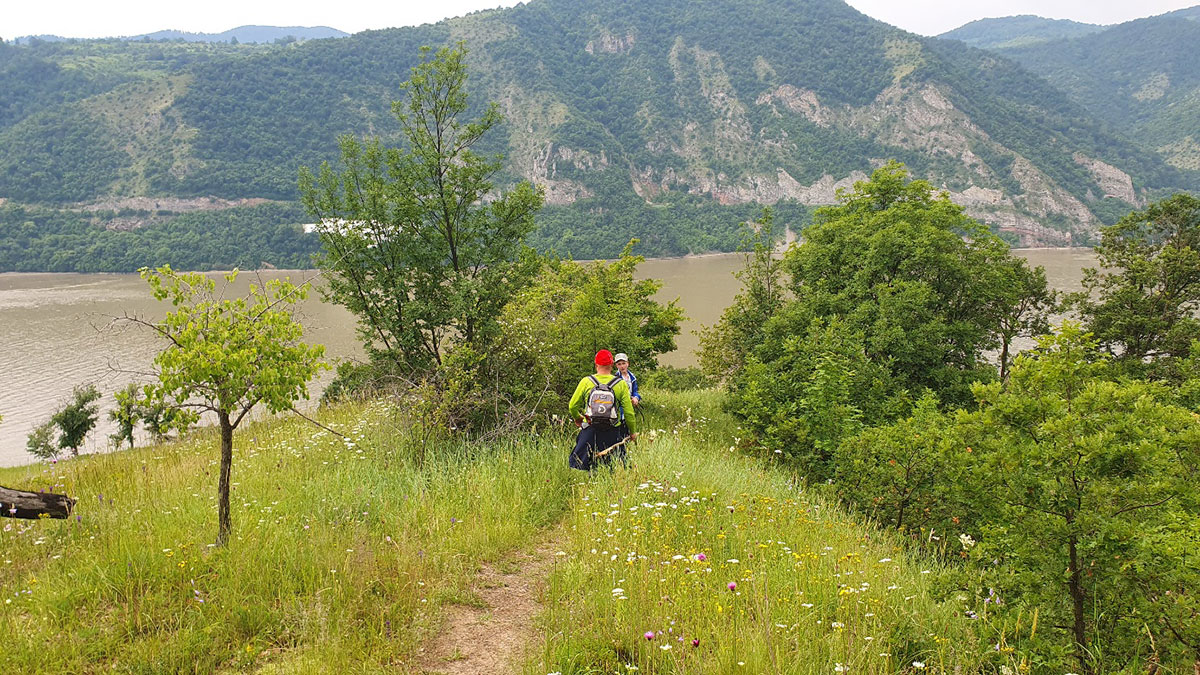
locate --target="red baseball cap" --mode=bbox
[594,349,614,366]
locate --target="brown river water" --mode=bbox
[0,248,1095,466]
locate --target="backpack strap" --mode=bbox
[588,375,600,388]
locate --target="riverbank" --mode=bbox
[0,390,990,672]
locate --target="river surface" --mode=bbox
[0,248,1095,466]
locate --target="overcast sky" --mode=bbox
[3,0,1196,42]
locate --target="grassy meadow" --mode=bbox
[527,391,996,674]
[2,391,1000,673]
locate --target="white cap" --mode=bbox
[614,353,629,363]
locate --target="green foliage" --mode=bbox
[136,265,326,544]
[110,382,194,448]
[957,325,1200,671]
[728,164,1053,477]
[732,317,895,477]
[495,244,684,404]
[25,384,103,459]
[3,0,1194,268]
[939,16,1102,49]
[830,324,1200,669]
[833,393,968,535]
[25,421,58,461]
[300,44,543,376]
[697,208,786,382]
[0,202,321,273]
[1071,193,1200,378]
[0,105,126,202]
[780,162,1046,405]
[109,384,139,449]
[50,384,102,456]
[995,15,1200,169]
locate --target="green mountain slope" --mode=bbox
[938,15,1103,49]
[1,0,1196,260]
[978,11,1200,172]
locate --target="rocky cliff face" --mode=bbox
[503,30,1138,246]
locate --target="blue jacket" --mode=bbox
[616,369,640,408]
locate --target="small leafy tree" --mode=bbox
[26,421,57,460]
[39,384,101,457]
[133,265,326,546]
[300,43,542,378]
[109,384,139,449]
[110,382,193,448]
[779,161,1050,405]
[834,393,970,536]
[698,208,786,382]
[58,384,101,455]
[960,324,1200,672]
[495,243,684,404]
[1071,193,1200,378]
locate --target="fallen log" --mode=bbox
[0,486,75,519]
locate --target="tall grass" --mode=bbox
[0,400,577,672]
[2,391,997,673]
[527,390,989,674]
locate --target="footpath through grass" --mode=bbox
[0,400,576,672]
[2,391,992,673]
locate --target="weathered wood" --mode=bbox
[0,486,75,519]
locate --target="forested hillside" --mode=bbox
[938,16,1102,48]
[948,9,1200,172]
[1,0,1197,269]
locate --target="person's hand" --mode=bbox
[574,416,583,428]
[629,432,639,442]
[631,397,640,407]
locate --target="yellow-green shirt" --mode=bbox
[568,372,637,434]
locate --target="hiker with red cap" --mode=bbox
[567,349,638,471]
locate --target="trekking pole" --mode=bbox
[593,437,631,459]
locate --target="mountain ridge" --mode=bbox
[12,25,349,45]
[953,8,1200,173]
[1,0,1196,261]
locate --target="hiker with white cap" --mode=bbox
[567,349,638,471]
[613,353,641,408]
[613,352,641,441]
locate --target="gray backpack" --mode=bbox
[584,375,622,426]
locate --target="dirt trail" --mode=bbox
[415,529,565,674]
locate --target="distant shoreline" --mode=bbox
[0,245,1096,277]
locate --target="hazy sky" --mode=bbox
[3,0,1196,41]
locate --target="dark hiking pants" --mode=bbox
[570,423,624,471]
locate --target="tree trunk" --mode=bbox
[1068,533,1091,674]
[216,412,234,547]
[0,486,75,519]
[999,335,1012,382]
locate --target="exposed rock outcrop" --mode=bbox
[586,30,636,55]
[1073,153,1140,205]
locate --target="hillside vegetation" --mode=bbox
[0,390,993,673]
[960,10,1200,172]
[938,16,1102,49]
[2,0,1197,270]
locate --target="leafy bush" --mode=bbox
[834,393,971,538]
[1070,192,1200,379]
[494,243,684,407]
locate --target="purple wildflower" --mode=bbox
[728,582,737,591]
[644,631,655,641]
[692,638,700,648]
[695,553,707,562]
